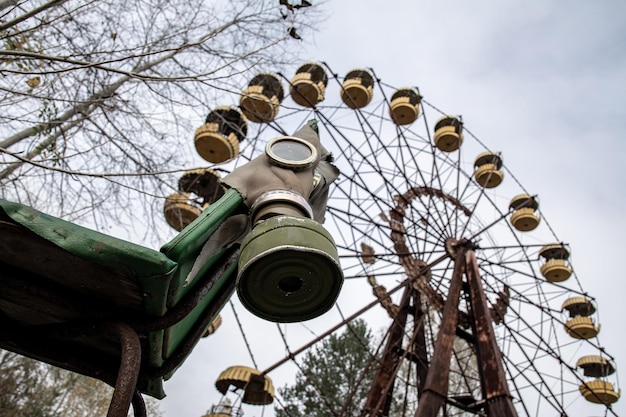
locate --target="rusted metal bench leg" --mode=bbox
[132,390,147,417]
[106,322,141,417]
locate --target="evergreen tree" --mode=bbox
[276,319,379,417]
[0,349,163,417]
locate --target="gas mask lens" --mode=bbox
[265,136,318,171]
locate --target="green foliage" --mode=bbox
[0,350,163,417]
[276,319,378,417]
[0,350,70,417]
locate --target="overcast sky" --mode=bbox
[160,2,626,416]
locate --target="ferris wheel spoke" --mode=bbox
[324,73,421,187]
[320,125,456,239]
[498,324,580,416]
[476,254,592,303]
[330,177,456,267]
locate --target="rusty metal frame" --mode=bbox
[465,250,517,416]
[415,249,467,417]
[357,245,519,417]
[361,284,413,416]
[106,323,142,417]
[411,248,518,417]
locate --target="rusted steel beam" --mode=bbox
[389,195,445,312]
[361,285,412,417]
[386,292,429,398]
[465,251,517,417]
[412,291,429,399]
[414,249,466,417]
[387,196,471,329]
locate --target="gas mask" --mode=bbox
[221,120,343,322]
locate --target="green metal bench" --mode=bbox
[0,189,245,416]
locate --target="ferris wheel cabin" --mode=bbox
[562,296,600,339]
[163,169,225,231]
[194,106,248,164]
[538,243,573,283]
[239,73,284,123]
[473,151,504,188]
[340,68,374,109]
[389,88,422,126]
[214,365,274,406]
[433,115,464,152]
[508,194,541,231]
[289,62,328,107]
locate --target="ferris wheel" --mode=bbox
[163,63,620,417]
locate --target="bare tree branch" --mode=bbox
[0,0,70,33]
[0,11,285,151]
[0,0,18,13]
[0,0,325,241]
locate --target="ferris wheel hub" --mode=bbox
[445,238,475,259]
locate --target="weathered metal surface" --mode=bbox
[106,323,141,417]
[389,194,444,312]
[388,192,472,326]
[361,285,412,417]
[414,249,466,417]
[412,291,429,399]
[465,251,518,416]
